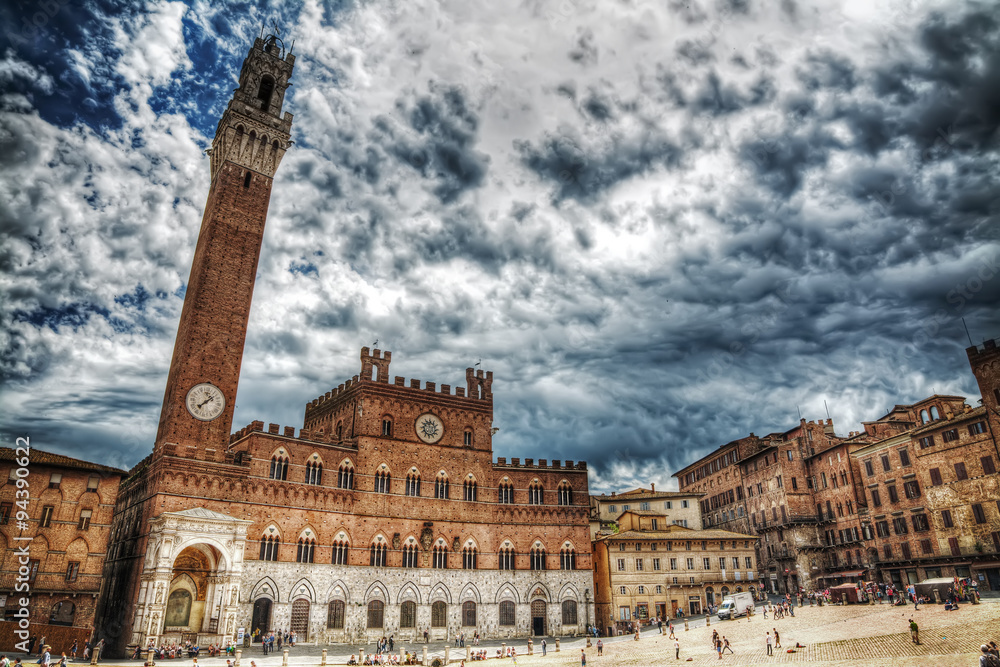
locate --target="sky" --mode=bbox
[1,0,998,492]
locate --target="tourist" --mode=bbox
[580,649,586,666]
[909,619,920,645]
[674,639,680,660]
[596,640,603,656]
[981,645,1000,667]
[39,645,51,667]
[773,628,781,649]
[765,633,772,656]
[722,637,733,655]
[541,640,546,656]
[70,642,78,661]
[715,637,722,659]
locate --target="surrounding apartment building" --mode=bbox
[592,510,756,631]
[0,448,125,644]
[589,486,702,538]
[671,337,1000,595]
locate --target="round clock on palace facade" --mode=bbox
[185,383,226,421]
[415,413,444,444]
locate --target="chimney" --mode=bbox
[651,483,655,492]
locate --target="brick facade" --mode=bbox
[92,37,594,657]
[0,448,125,644]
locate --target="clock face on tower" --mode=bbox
[185,383,226,421]
[415,413,444,444]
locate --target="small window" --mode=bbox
[904,480,920,499]
[78,508,92,530]
[0,502,11,525]
[954,462,968,481]
[87,475,100,492]
[887,485,898,503]
[791,477,798,490]
[968,421,987,436]
[665,501,672,509]
[929,468,942,486]
[942,429,959,443]
[982,456,997,475]
[898,449,911,466]
[972,503,986,524]
[682,500,689,508]
[49,473,62,489]
[463,430,473,446]
[880,455,891,472]
[40,505,54,528]
[65,561,80,582]
[617,559,626,571]
[941,509,953,528]
[243,171,252,188]
[918,436,935,449]
[382,419,393,437]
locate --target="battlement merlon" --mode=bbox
[967,338,999,360]
[361,346,392,382]
[466,367,494,400]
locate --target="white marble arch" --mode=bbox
[494,582,520,604]
[132,507,252,650]
[363,581,390,602]
[289,577,317,602]
[325,579,351,603]
[526,581,552,602]
[458,583,482,604]
[396,582,421,605]
[429,582,452,604]
[250,576,281,603]
[557,582,581,601]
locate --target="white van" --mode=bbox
[717,592,755,619]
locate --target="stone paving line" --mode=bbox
[81,599,1000,666]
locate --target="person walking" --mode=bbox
[909,619,920,645]
[766,633,773,656]
[39,645,51,667]
[596,640,603,657]
[541,640,546,657]
[70,642,78,660]
[715,637,722,659]
[674,639,680,660]
[580,649,586,666]
[722,637,733,655]
[668,622,675,640]
[773,628,781,649]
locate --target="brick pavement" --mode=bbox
[87,599,1000,666]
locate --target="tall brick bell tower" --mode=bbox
[94,35,295,657]
[155,34,295,461]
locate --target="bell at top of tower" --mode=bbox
[208,30,295,180]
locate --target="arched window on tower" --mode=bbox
[499,479,514,504]
[433,541,448,569]
[406,469,421,496]
[530,543,547,570]
[336,421,344,441]
[528,481,544,505]
[337,461,355,489]
[270,453,288,480]
[374,465,391,493]
[332,536,349,565]
[464,476,477,502]
[402,538,419,568]
[498,541,516,570]
[463,429,473,447]
[434,472,450,500]
[560,545,577,570]
[462,542,478,569]
[259,531,280,561]
[296,535,315,563]
[919,409,930,424]
[305,458,323,485]
[370,539,387,567]
[557,481,573,506]
[257,75,275,111]
[382,417,393,437]
[930,406,940,420]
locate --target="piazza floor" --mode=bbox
[99,598,1000,666]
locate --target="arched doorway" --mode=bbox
[166,545,222,636]
[290,599,310,641]
[705,587,715,606]
[531,600,546,636]
[251,598,272,635]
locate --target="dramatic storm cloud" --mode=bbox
[1,0,998,490]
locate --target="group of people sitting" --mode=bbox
[467,650,489,661]
[347,654,412,665]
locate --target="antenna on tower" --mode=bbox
[962,318,974,347]
[824,400,831,420]
[796,405,802,420]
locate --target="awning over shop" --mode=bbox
[838,570,866,577]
